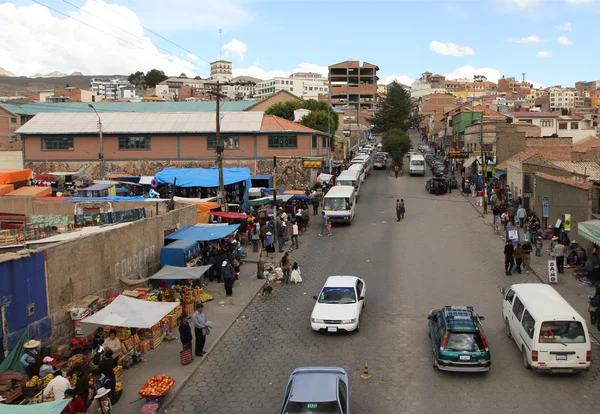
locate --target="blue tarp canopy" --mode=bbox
[63,196,147,202]
[155,167,250,188]
[165,224,240,241]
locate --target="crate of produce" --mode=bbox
[2,385,23,403]
[139,374,175,399]
[183,302,195,315]
[149,331,165,349]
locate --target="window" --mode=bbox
[505,289,515,304]
[9,117,16,124]
[338,380,348,414]
[118,136,151,150]
[540,119,554,128]
[539,321,586,343]
[268,135,297,148]
[512,297,525,322]
[571,122,579,130]
[445,333,485,352]
[521,310,536,339]
[42,137,73,151]
[207,136,240,150]
[559,122,568,130]
[312,135,317,148]
[322,136,327,148]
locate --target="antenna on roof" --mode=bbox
[522,73,526,83]
[219,29,222,60]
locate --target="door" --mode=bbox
[503,289,515,321]
[510,297,526,348]
[356,279,365,313]
[338,379,348,414]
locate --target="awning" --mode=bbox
[165,224,240,241]
[6,186,52,197]
[0,398,71,413]
[493,170,506,178]
[284,192,308,200]
[149,264,212,280]
[211,211,248,219]
[0,168,32,185]
[80,295,179,332]
[63,196,147,202]
[578,220,600,245]
[155,167,251,188]
[318,173,334,183]
[81,183,114,191]
[247,195,292,206]
[248,188,264,197]
[463,157,478,168]
[174,196,217,203]
[139,176,155,185]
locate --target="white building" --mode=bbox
[255,72,328,100]
[510,111,597,144]
[89,77,137,100]
[547,86,576,111]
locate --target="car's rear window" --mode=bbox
[319,287,356,304]
[446,332,485,352]
[539,321,586,343]
[284,401,341,413]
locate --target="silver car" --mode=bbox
[280,367,350,413]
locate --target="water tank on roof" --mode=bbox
[506,117,513,124]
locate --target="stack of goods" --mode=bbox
[262,263,283,283]
[67,353,84,369]
[138,339,150,354]
[139,374,175,399]
[70,295,101,338]
[2,379,23,403]
[114,365,124,384]
[147,323,165,349]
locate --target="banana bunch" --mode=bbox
[113,365,123,376]
[26,376,43,387]
[115,382,123,392]
[70,373,78,388]
[68,354,83,367]
[43,373,54,387]
[198,293,214,302]
[146,296,159,302]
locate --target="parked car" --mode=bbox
[444,174,458,189]
[428,306,491,372]
[373,156,386,169]
[433,166,447,177]
[426,177,448,194]
[280,367,351,413]
[311,275,366,333]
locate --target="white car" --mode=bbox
[311,275,366,333]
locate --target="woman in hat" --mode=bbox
[265,231,275,259]
[178,314,193,353]
[39,356,55,378]
[87,387,112,413]
[20,339,42,378]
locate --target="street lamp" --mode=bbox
[88,104,105,179]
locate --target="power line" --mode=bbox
[88,0,214,67]
[61,0,210,75]
[31,0,209,76]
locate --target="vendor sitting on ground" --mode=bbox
[20,339,42,378]
[39,356,55,378]
[102,330,121,360]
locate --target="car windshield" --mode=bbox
[445,333,485,352]
[324,198,349,211]
[410,160,425,166]
[319,287,356,304]
[284,401,341,413]
[539,321,586,343]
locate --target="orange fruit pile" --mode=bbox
[139,374,175,397]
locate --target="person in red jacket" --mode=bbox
[62,389,85,414]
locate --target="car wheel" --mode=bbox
[354,322,360,333]
[505,319,512,339]
[522,347,531,369]
[432,358,439,370]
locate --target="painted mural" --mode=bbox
[255,158,312,187]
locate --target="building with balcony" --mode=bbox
[547,86,576,111]
[255,74,328,101]
[89,78,136,100]
[510,110,597,144]
[45,87,99,103]
[328,60,379,111]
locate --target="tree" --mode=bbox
[369,81,418,134]
[128,71,145,88]
[561,107,569,115]
[194,76,202,80]
[300,110,337,148]
[474,74,488,83]
[144,69,168,88]
[179,73,187,78]
[264,99,339,137]
[382,128,411,167]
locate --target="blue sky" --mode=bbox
[1,0,598,87]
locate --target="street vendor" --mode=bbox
[92,327,105,351]
[39,356,55,378]
[20,339,42,378]
[103,330,121,359]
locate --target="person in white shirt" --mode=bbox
[43,370,71,401]
[291,221,299,249]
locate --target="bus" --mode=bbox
[409,154,426,176]
[336,170,361,198]
[323,185,356,224]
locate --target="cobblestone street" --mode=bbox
[170,132,598,414]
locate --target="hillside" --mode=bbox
[0,74,126,97]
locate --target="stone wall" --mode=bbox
[43,203,197,347]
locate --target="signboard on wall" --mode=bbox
[542,196,549,218]
[564,214,571,232]
[548,259,558,283]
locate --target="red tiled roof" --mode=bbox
[495,147,572,170]
[260,115,322,133]
[534,172,590,190]
[572,137,600,152]
[471,105,507,118]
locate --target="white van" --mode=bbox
[336,170,361,197]
[323,185,356,224]
[502,283,591,373]
[409,154,426,176]
[348,164,365,183]
[352,155,372,176]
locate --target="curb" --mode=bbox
[160,278,267,412]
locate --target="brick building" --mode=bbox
[328,60,379,111]
[419,93,457,115]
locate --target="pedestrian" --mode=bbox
[507,204,515,225]
[87,387,112,414]
[251,223,260,252]
[178,314,193,354]
[394,165,399,178]
[477,187,484,207]
[275,211,285,253]
[396,199,401,222]
[295,210,304,234]
[470,182,476,198]
[516,205,527,228]
[279,252,291,283]
[265,231,275,259]
[553,239,565,274]
[312,193,319,215]
[290,262,302,283]
[71,365,90,407]
[514,243,524,274]
[43,370,71,401]
[222,260,235,296]
[535,234,543,256]
[504,239,515,276]
[192,303,207,357]
[522,240,533,272]
[320,211,331,236]
[400,199,406,219]
[62,389,86,414]
[291,221,299,249]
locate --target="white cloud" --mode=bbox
[429,41,475,56]
[379,75,414,86]
[444,66,503,82]
[558,36,573,45]
[568,0,594,4]
[514,35,542,43]
[527,80,545,89]
[186,53,199,61]
[0,1,211,77]
[557,22,572,31]
[537,51,552,57]
[499,0,542,8]
[233,63,328,80]
[223,38,248,60]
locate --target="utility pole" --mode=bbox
[207,79,256,212]
[272,156,277,213]
[327,96,332,173]
[88,104,105,179]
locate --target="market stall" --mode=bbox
[149,265,214,314]
[0,169,32,185]
[165,224,240,242]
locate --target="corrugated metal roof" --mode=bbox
[0,101,255,116]
[16,112,265,135]
[551,161,600,180]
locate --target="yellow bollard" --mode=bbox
[360,362,371,380]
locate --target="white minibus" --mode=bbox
[347,164,365,183]
[323,185,356,224]
[336,170,361,197]
[409,154,426,176]
[352,156,372,176]
[501,283,591,373]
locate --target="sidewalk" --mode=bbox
[113,264,266,413]
[461,190,599,343]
